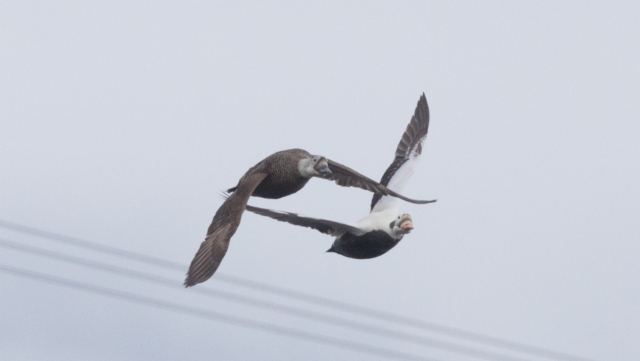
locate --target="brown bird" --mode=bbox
[184,147,435,287]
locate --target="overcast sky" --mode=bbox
[1,1,639,360]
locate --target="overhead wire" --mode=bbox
[0,237,529,361]
[0,219,593,361]
[0,263,436,361]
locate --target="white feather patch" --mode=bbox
[371,139,424,214]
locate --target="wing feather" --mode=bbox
[245,204,366,237]
[184,172,267,287]
[371,93,432,212]
[325,159,434,205]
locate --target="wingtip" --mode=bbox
[184,271,214,288]
[418,92,428,107]
[389,188,437,205]
[411,198,437,205]
[183,275,195,287]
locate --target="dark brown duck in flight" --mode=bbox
[184,147,435,286]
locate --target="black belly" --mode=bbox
[330,231,403,259]
[251,176,310,199]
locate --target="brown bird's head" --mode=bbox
[299,155,332,178]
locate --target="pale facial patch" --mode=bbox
[298,158,317,178]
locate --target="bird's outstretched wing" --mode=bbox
[371,93,433,212]
[325,159,435,205]
[245,204,366,237]
[184,172,267,287]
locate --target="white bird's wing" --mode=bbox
[371,93,433,213]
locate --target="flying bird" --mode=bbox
[244,93,433,259]
[185,133,435,286]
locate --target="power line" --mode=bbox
[0,263,437,361]
[0,238,529,361]
[0,219,593,361]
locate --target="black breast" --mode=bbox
[329,231,403,259]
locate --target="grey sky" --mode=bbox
[1,1,638,360]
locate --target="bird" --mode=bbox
[185,141,436,286]
[243,93,433,260]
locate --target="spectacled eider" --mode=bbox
[184,116,435,286]
[243,93,434,260]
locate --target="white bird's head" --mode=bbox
[391,214,414,236]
